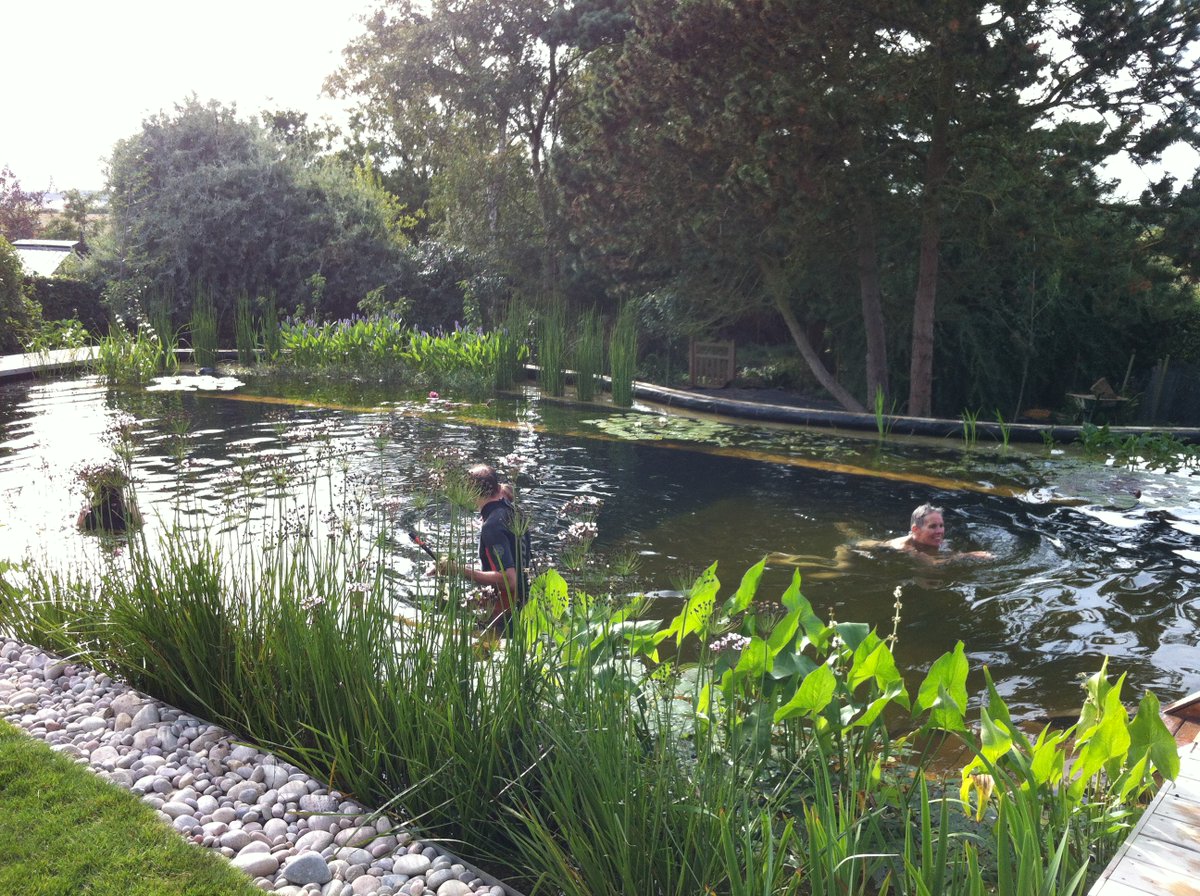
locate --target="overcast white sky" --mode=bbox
[4,3,1197,197]
[4,1,371,192]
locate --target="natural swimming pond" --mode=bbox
[2,372,1198,722]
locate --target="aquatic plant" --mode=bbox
[537,304,567,397]
[961,407,980,449]
[1077,423,1199,472]
[874,386,897,441]
[24,316,90,364]
[235,294,257,365]
[573,307,604,402]
[189,289,218,369]
[259,295,281,362]
[277,315,518,394]
[0,454,1178,896]
[995,408,1012,449]
[609,302,638,407]
[95,321,163,384]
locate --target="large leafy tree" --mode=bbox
[95,98,412,326]
[0,166,45,243]
[562,0,1200,414]
[328,0,630,301]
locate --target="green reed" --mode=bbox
[572,308,604,402]
[493,298,529,390]
[235,294,257,364]
[537,304,567,396]
[995,408,1012,449]
[961,407,980,449]
[609,301,638,407]
[260,295,281,361]
[189,289,219,368]
[874,386,897,441]
[0,483,1177,895]
[145,293,180,375]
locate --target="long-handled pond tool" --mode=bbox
[408,529,438,561]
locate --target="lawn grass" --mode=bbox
[0,719,260,896]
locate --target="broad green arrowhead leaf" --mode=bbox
[774,663,837,722]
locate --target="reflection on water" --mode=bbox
[1,373,1198,722]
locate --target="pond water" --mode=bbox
[2,372,1199,722]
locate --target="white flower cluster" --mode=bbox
[557,520,599,545]
[497,451,535,474]
[708,633,751,654]
[559,494,603,517]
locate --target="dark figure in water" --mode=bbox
[77,483,141,533]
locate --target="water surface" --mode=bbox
[2,373,1197,721]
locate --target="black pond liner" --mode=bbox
[629,381,1200,445]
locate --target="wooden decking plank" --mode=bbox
[1174,720,1200,748]
[1091,878,1180,896]
[1107,852,1200,896]
[1155,791,1200,826]
[1137,810,1200,855]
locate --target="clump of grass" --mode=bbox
[538,303,567,396]
[961,407,980,449]
[260,294,281,362]
[609,302,638,407]
[235,293,257,365]
[0,720,262,896]
[190,288,219,369]
[573,308,604,402]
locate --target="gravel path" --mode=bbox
[0,639,519,896]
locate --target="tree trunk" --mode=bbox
[854,196,889,404]
[907,71,952,418]
[764,265,865,413]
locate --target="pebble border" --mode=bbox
[0,639,521,896]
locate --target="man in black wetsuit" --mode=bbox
[438,463,530,630]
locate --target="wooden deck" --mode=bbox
[1087,692,1200,896]
[0,347,96,380]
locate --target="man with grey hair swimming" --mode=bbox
[881,503,992,564]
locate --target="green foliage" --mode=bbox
[0,165,44,242]
[95,324,163,384]
[23,317,90,362]
[1,450,1177,896]
[609,301,638,407]
[94,98,412,329]
[260,295,281,361]
[962,408,980,450]
[572,307,604,401]
[0,236,39,352]
[235,294,257,364]
[278,316,524,394]
[189,289,218,368]
[537,304,567,396]
[1077,423,1200,471]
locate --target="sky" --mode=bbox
[4,3,1197,197]
[3,1,372,192]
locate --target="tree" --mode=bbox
[39,189,101,246]
[0,237,39,351]
[93,97,413,328]
[328,0,630,301]
[0,166,45,242]
[560,0,1200,414]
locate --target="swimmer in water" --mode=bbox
[767,503,992,573]
[865,503,993,565]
